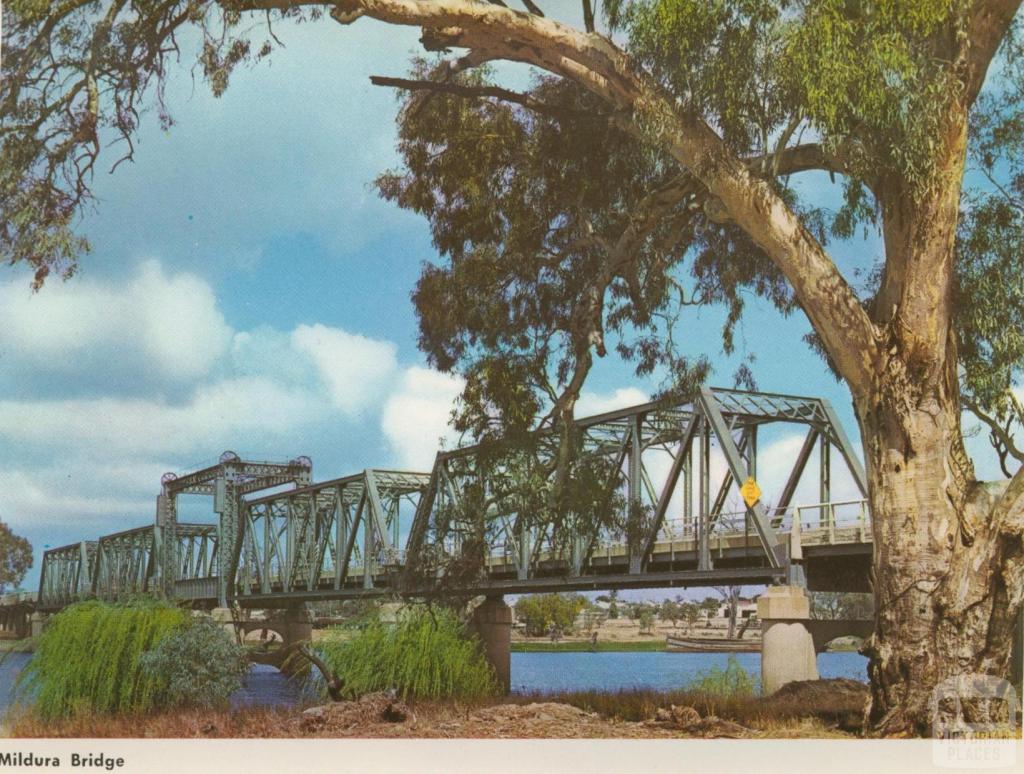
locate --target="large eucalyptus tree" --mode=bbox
[4,0,1024,735]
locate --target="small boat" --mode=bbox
[666,635,761,653]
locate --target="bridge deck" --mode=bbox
[19,387,875,613]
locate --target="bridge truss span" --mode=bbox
[28,386,875,611]
[236,470,430,599]
[399,387,870,596]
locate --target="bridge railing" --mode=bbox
[772,499,871,543]
[0,591,37,607]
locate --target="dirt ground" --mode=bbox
[10,681,866,739]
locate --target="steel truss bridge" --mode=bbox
[27,387,873,614]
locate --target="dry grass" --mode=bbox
[8,705,293,738]
[7,680,866,739]
[503,678,868,733]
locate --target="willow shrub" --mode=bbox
[313,606,497,701]
[17,599,188,719]
[139,616,249,709]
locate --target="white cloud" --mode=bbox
[0,377,326,458]
[291,323,398,416]
[0,260,467,538]
[131,261,232,378]
[381,367,465,470]
[0,463,164,528]
[0,260,232,383]
[575,387,650,418]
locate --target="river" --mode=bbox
[0,650,867,717]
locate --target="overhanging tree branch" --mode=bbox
[301,0,880,393]
[964,0,1024,106]
[368,75,603,119]
[964,395,1024,474]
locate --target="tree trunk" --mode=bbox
[727,589,738,640]
[858,382,1024,736]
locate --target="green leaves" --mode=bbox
[956,197,1024,409]
[139,617,249,709]
[689,654,758,697]
[311,605,498,700]
[16,600,189,720]
[0,0,283,283]
[783,0,961,194]
[514,593,588,637]
[0,520,32,592]
[619,0,787,153]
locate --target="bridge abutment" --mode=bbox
[233,605,314,676]
[281,604,314,651]
[758,585,818,694]
[471,596,512,694]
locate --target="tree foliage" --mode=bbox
[16,599,188,719]
[5,0,1024,735]
[809,591,875,620]
[514,592,588,637]
[4,0,1023,451]
[139,616,249,709]
[309,605,497,700]
[0,519,32,593]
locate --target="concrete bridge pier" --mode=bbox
[471,596,512,694]
[230,604,314,676]
[280,604,314,651]
[30,612,47,638]
[758,585,819,694]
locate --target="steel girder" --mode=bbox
[38,541,96,609]
[93,526,158,600]
[235,469,429,598]
[35,386,870,608]
[156,452,313,605]
[402,386,868,589]
[36,523,222,607]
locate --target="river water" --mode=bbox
[0,650,867,716]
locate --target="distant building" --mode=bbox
[711,598,758,619]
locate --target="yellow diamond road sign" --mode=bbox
[740,477,761,508]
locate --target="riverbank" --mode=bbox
[512,640,665,652]
[7,679,868,739]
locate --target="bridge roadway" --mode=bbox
[4,386,873,623]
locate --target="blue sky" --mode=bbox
[0,7,1006,595]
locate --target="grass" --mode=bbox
[14,599,188,720]
[688,654,758,699]
[506,681,866,731]
[310,605,498,701]
[7,689,862,738]
[512,639,664,652]
[8,704,296,738]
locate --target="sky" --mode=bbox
[0,4,1008,597]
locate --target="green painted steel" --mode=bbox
[26,386,872,611]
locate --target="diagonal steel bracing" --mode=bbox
[157,452,313,605]
[36,386,871,607]
[236,470,429,597]
[399,386,867,592]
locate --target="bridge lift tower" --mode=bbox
[156,452,313,606]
